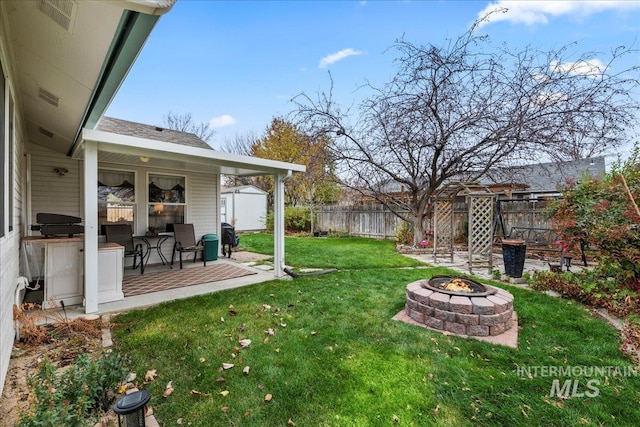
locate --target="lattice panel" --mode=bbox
[434,199,453,258]
[469,196,493,255]
[468,195,494,273]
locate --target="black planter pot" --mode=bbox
[502,240,527,278]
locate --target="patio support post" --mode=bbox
[273,172,288,277]
[84,140,99,313]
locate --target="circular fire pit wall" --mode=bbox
[405,276,514,337]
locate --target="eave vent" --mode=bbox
[38,127,54,139]
[38,87,60,107]
[37,0,77,32]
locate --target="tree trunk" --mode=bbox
[412,214,423,246]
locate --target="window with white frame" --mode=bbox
[148,173,185,232]
[98,170,136,234]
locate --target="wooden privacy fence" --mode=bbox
[315,205,403,239]
[316,199,553,240]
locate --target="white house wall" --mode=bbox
[187,172,219,244]
[0,45,27,396]
[29,155,220,265]
[29,143,83,223]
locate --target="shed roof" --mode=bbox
[221,185,268,195]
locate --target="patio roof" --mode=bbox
[78,126,306,176]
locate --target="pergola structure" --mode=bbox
[432,182,498,274]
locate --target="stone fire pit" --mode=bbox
[405,276,514,337]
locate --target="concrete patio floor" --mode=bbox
[55,251,278,320]
[401,248,591,283]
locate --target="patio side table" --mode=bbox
[134,233,172,268]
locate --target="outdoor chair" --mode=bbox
[171,223,206,269]
[104,224,145,275]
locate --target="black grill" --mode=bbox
[221,222,237,257]
[31,213,84,238]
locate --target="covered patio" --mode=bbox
[69,123,305,314]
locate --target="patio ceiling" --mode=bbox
[1,0,173,156]
[79,128,307,177]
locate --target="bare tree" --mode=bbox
[163,111,215,143]
[293,13,639,244]
[220,131,259,156]
[220,132,260,187]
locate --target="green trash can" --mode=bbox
[202,234,219,261]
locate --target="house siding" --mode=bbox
[0,60,26,397]
[30,144,83,222]
[188,172,219,243]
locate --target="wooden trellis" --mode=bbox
[433,198,454,263]
[433,182,497,274]
[467,193,495,274]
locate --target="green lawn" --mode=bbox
[238,233,424,269]
[112,235,640,426]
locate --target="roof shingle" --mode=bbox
[96,117,213,150]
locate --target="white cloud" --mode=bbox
[476,1,640,28]
[209,114,236,128]
[318,48,364,68]
[550,59,605,77]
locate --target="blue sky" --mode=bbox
[106,1,640,153]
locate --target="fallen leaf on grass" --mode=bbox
[222,363,234,370]
[264,393,272,402]
[266,328,275,336]
[239,339,252,348]
[199,357,206,363]
[163,381,173,398]
[220,390,229,397]
[288,419,296,426]
[190,389,208,397]
[145,369,157,382]
[177,418,182,425]
[215,377,226,383]
[221,406,228,413]
[243,366,250,375]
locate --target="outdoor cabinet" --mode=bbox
[22,237,84,309]
[43,239,84,309]
[98,243,124,303]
